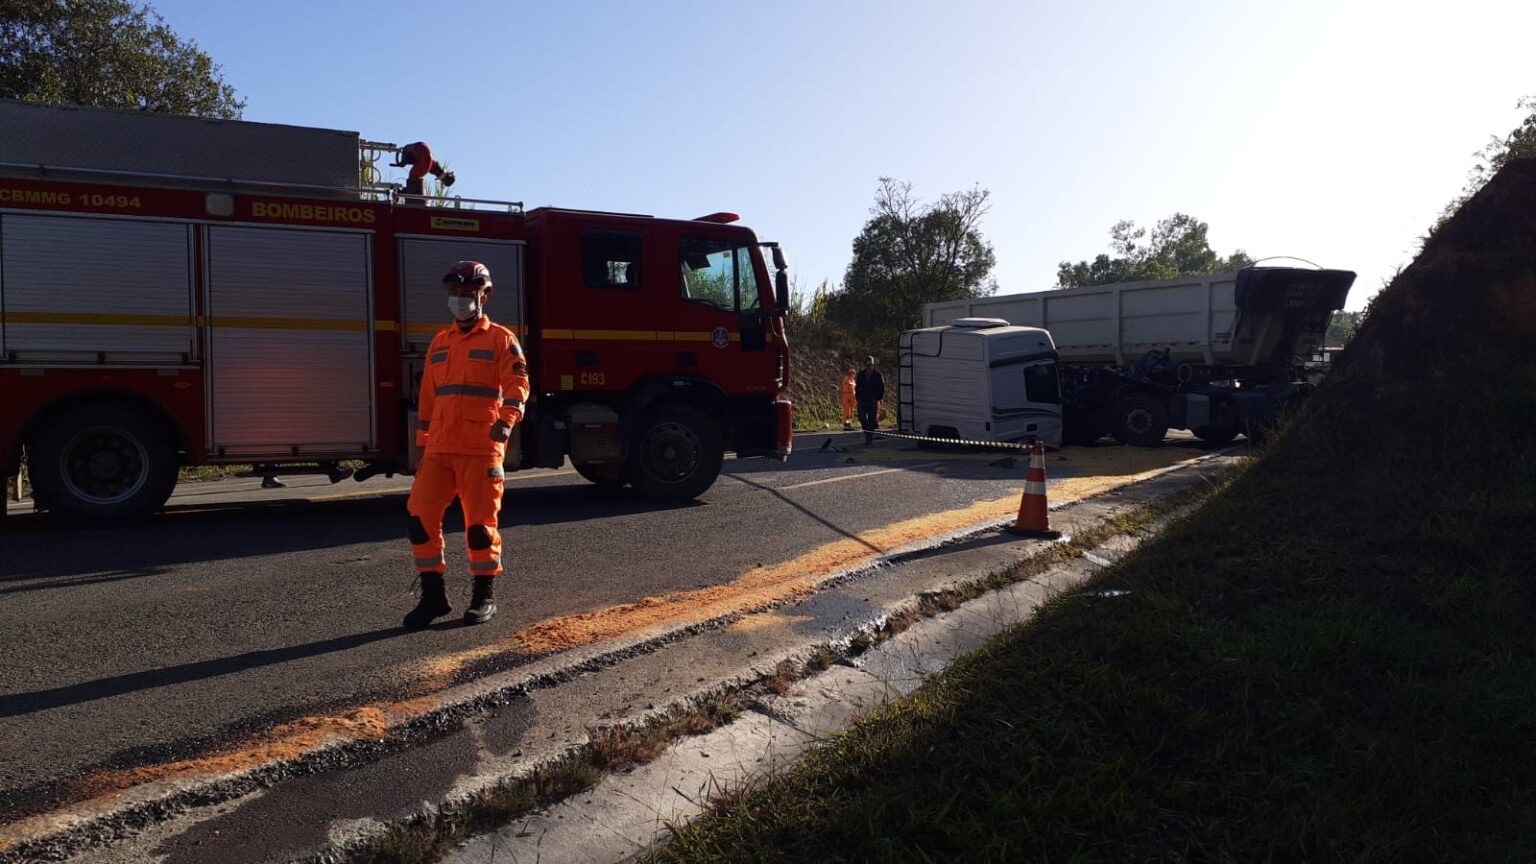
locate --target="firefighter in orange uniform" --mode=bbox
[404,261,531,628]
[840,367,857,430]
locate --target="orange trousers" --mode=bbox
[841,396,856,423]
[407,451,505,577]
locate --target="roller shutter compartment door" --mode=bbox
[398,238,523,353]
[205,226,374,455]
[1,214,193,362]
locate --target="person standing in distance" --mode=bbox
[403,261,531,628]
[840,366,857,430]
[855,355,885,445]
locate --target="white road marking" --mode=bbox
[780,462,944,490]
[307,469,578,502]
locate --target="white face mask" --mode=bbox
[448,295,480,321]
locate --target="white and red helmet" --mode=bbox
[443,260,492,290]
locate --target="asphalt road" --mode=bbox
[0,431,1216,821]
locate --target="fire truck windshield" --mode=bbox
[681,240,762,312]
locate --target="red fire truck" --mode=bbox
[0,101,792,524]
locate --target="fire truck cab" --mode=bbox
[0,100,792,524]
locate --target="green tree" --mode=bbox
[1,0,243,118]
[828,178,996,347]
[1057,213,1253,287]
[1439,95,1536,224]
[1325,310,1362,347]
[785,277,832,330]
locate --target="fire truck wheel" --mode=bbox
[574,462,627,488]
[29,403,179,525]
[628,403,723,501]
[1110,392,1169,447]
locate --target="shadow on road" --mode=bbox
[723,473,882,554]
[0,626,407,719]
[0,483,697,582]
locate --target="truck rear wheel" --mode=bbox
[1111,393,1169,447]
[29,403,180,524]
[1193,425,1240,447]
[574,462,627,488]
[628,403,723,501]
[1063,421,1105,447]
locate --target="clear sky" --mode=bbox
[147,0,1532,312]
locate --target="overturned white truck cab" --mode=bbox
[896,319,1065,448]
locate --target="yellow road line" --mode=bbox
[413,446,1212,678]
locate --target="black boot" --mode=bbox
[403,571,452,629]
[464,575,497,624]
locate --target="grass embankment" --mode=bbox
[786,348,855,431]
[647,161,1536,862]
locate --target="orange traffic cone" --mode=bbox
[1010,440,1061,538]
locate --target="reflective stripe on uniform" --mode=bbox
[487,466,505,478]
[470,559,501,572]
[507,341,524,357]
[430,352,449,364]
[417,419,430,429]
[436,384,501,398]
[503,397,524,410]
[468,349,495,361]
[415,555,446,569]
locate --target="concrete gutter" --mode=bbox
[30,451,1240,864]
[448,528,1158,864]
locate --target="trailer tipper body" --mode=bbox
[919,267,1355,446]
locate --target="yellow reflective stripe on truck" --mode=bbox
[405,323,531,336]
[4,311,400,332]
[5,311,195,327]
[541,329,739,342]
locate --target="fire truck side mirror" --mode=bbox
[775,270,789,313]
[770,246,787,271]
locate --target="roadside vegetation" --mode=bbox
[643,159,1536,862]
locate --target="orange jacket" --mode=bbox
[416,316,532,457]
[840,374,857,403]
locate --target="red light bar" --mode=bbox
[695,212,739,224]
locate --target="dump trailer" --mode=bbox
[922,267,1356,446]
[896,320,1064,448]
[0,100,793,524]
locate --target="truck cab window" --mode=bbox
[737,248,759,311]
[681,237,758,311]
[582,230,642,288]
[1025,362,1061,404]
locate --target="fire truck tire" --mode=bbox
[574,462,627,488]
[1110,392,1169,447]
[627,403,723,501]
[29,403,179,525]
